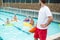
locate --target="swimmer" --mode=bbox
[11,14,18,22]
[4,18,13,26]
[6,18,10,24]
[30,17,34,25]
[24,16,30,22]
[24,16,34,25]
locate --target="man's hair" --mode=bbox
[40,0,46,4]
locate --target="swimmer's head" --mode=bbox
[14,14,17,19]
[6,18,10,24]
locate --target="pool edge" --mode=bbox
[47,33,60,40]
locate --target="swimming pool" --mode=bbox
[0,9,60,40]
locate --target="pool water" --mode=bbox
[0,10,60,40]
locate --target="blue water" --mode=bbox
[0,10,60,40]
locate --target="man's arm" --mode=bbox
[45,16,53,26]
[41,16,53,28]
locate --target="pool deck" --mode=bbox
[47,33,60,40]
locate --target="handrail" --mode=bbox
[2,7,60,14]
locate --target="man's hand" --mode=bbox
[41,16,53,28]
[40,24,47,28]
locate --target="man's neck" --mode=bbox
[41,3,45,7]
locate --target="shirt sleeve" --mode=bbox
[45,8,52,17]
